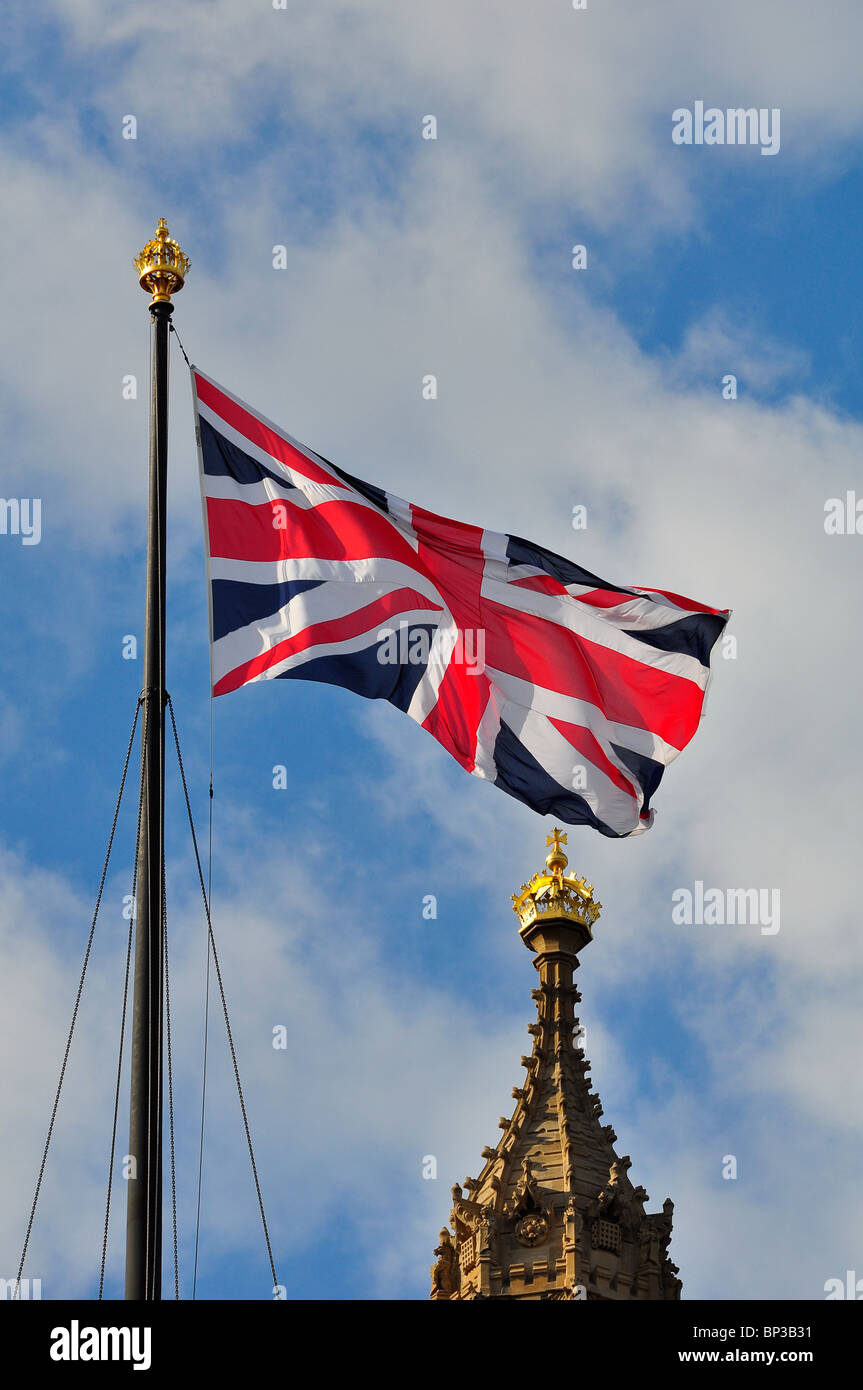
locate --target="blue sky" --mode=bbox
[1,1,862,1301]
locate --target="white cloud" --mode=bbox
[42,0,863,224]
[2,823,859,1300]
[668,306,811,394]
[1,0,861,1301]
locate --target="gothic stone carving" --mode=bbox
[430,1228,458,1299]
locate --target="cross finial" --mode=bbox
[546,828,567,855]
[544,826,568,877]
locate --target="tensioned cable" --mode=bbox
[15,699,142,1298]
[162,863,180,1299]
[98,699,147,1298]
[167,694,280,1297]
[192,695,214,1300]
[169,321,192,370]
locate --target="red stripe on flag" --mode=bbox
[412,506,490,771]
[574,588,639,608]
[630,586,727,616]
[206,495,421,568]
[481,602,703,748]
[511,574,566,596]
[510,579,639,607]
[214,587,442,696]
[421,664,491,773]
[196,375,343,488]
[411,506,485,628]
[547,717,638,801]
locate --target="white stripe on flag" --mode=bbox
[487,665,682,764]
[503,702,643,836]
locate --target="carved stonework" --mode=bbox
[507,1158,544,1220]
[663,1258,683,1300]
[515,1213,549,1247]
[591,1218,622,1254]
[430,832,682,1302]
[430,1228,458,1300]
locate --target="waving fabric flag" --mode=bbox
[192,368,729,837]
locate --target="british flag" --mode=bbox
[192,369,729,837]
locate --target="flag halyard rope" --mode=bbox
[98,699,147,1298]
[16,699,142,1298]
[192,693,214,1300]
[167,694,281,1299]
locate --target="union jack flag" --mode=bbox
[192,369,729,837]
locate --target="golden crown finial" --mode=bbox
[511,829,601,948]
[134,218,190,304]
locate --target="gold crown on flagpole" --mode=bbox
[511,828,601,937]
[134,218,190,303]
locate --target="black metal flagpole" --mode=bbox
[126,220,190,1300]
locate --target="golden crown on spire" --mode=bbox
[511,827,601,936]
[134,218,190,303]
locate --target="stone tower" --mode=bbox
[430,829,681,1302]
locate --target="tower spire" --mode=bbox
[430,831,681,1301]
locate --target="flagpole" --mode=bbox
[126,220,190,1300]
